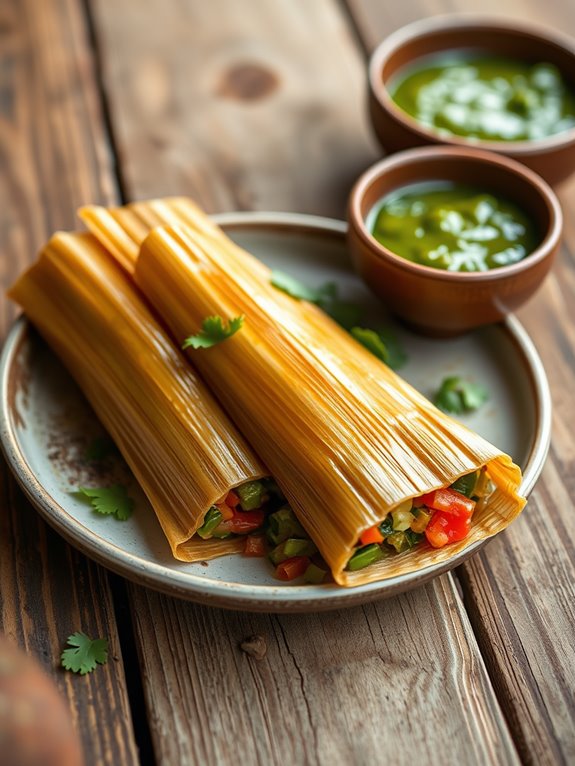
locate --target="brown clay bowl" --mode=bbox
[347,146,562,337]
[368,16,575,186]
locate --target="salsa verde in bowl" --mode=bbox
[368,16,575,185]
[368,181,540,273]
[347,146,562,336]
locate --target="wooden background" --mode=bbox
[1,0,574,763]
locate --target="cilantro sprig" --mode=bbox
[270,271,336,304]
[271,271,362,329]
[182,315,244,350]
[84,436,119,462]
[433,376,489,414]
[77,485,134,521]
[350,328,389,363]
[270,270,407,368]
[374,326,408,370]
[61,632,108,675]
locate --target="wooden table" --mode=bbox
[2,1,574,764]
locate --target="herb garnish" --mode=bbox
[375,326,408,370]
[270,270,407,366]
[84,436,119,462]
[182,315,244,349]
[433,376,489,414]
[77,485,134,520]
[61,632,108,675]
[351,328,389,363]
[270,271,336,304]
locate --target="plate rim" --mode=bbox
[0,212,552,612]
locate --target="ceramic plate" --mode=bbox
[0,213,551,612]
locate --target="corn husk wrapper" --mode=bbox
[80,200,526,586]
[8,231,267,561]
[131,225,524,586]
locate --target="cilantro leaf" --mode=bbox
[321,300,363,330]
[433,376,489,414]
[61,632,108,675]
[78,485,134,520]
[350,327,389,363]
[269,271,407,364]
[270,271,331,302]
[270,270,363,330]
[84,436,119,462]
[375,327,408,370]
[379,516,394,536]
[182,315,244,349]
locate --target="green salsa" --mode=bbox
[370,181,539,272]
[391,53,575,142]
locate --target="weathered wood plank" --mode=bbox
[89,0,520,762]
[342,0,575,54]
[345,1,575,763]
[0,0,138,762]
[131,577,518,766]
[88,0,377,216]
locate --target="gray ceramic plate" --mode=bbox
[0,213,551,612]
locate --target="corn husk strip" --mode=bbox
[8,231,266,561]
[134,225,525,586]
[79,197,269,278]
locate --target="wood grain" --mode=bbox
[89,0,522,762]
[88,0,377,215]
[345,1,575,763]
[0,0,137,762]
[131,577,519,766]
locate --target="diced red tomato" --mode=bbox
[418,488,475,519]
[244,535,266,557]
[275,556,310,581]
[425,511,472,548]
[216,502,235,521]
[360,525,384,545]
[215,509,265,535]
[225,490,240,509]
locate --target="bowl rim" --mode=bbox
[369,14,575,155]
[348,145,563,282]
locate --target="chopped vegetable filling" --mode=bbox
[194,481,321,582]
[197,470,492,580]
[346,468,492,570]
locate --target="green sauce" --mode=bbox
[391,53,575,142]
[370,182,539,272]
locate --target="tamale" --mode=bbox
[8,231,271,561]
[131,224,525,586]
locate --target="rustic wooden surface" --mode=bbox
[0,0,138,763]
[1,0,574,763]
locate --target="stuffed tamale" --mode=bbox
[8,231,287,562]
[128,223,526,586]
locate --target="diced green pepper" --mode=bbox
[411,508,432,533]
[450,471,479,498]
[284,538,317,558]
[391,508,415,531]
[404,529,424,548]
[346,544,386,571]
[386,529,424,553]
[267,507,306,545]
[379,516,394,537]
[473,469,494,499]
[269,538,316,565]
[386,532,409,553]
[304,563,327,584]
[236,480,266,510]
[196,506,223,539]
